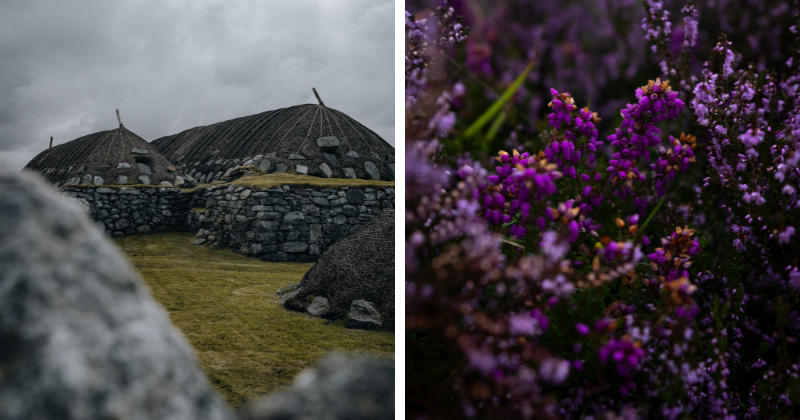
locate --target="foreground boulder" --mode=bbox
[240,353,394,420]
[292,209,394,328]
[0,170,234,420]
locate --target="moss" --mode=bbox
[191,207,207,212]
[112,232,394,409]
[231,172,394,190]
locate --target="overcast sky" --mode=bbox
[0,0,394,171]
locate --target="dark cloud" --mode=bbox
[0,0,394,171]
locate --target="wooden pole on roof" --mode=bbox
[49,136,53,149]
[312,87,325,107]
[116,109,124,128]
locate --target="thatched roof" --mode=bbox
[150,103,395,182]
[24,123,179,187]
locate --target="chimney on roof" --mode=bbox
[116,109,124,128]
[49,136,53,149]
[312,87,325,107]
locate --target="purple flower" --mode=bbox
[576,323,590,336]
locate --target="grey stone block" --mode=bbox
[117,162,131,169]
[316,136,341,148]
[289,154,306,160]
[297,165,308,175]
[282,242,309,253]
[284,211,304,222]
[137,163,152,174]
[346,151,359,158]
[306,296,331,317]
[276,164,288,173]
[343,167,356,179]
[137,175,150,185]
[131,148,148,154]
[346,300,382,330]
[258,159,272,173]
[319,163,332,178]
[363,161,380,180]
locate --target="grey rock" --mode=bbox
[296,165,308,175]
[309,244,320,255]
[319,163,332,178]
[257,212,282,221]
[347,189,365,204]
[240,354,394,420]
[312,197,329,207]
[193,238,207,245]
[240,189,252,200]
[275,164,288,173]
[114,219,130,230]
[316,136,340,148]
[346,300,382,330]
[137,175,150,185]
[346,151,359,158]
[306,297,331,317]
[322,153,337,165]
[65,177,80,185]
[76,166,86,173]
[282,242,309,253]
[280,287,306,311]
[137,163,152,174]
[160,181,173,186]
[309,224,323,243]
[118,187,140,195]
[276,282,301,296]
[117,175,128,184]
[96,187,116,194]
[0,170,234,420]
[289,154,306,160]
[131,147,149,154]
[136,225,152,234]
[284,211,304,222]
[333,215,347,225]
[117,162,132,169]
[82,174,92,185]
[175,176,185,187]
[363,161,380,180]
[258,159,272,173]
[343,167,356,179]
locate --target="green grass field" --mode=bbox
[112,232,395,409]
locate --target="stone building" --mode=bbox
[151,90,395,182]
[24,111,181,187]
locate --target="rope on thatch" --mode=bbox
[268,106,315,154]
[312,87,325,107]
[294,106,320,154]
[323,106,353,152]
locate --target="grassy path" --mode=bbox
[113,232,394,409]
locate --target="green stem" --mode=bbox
[637,195,667,238]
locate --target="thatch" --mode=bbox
[150,103,395,182]
[293,209,394,326]
[24,125,179,187]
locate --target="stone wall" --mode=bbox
[186,184,395,263]
[59,186,191,236]
[57,183,394,262]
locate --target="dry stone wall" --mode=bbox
[57,183,395,262]
[59,186,191,236]
[186,184,395,263]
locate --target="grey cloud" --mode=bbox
[0,0,394,171]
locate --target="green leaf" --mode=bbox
[463,61,534,138]
[485,111,507,142]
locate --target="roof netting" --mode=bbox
[151,104,394,165]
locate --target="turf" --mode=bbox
[112,232,395,409]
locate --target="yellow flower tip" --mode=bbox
[512,149,520,157]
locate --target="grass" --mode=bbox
[227,171,394,190]
[112,232,395,409]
